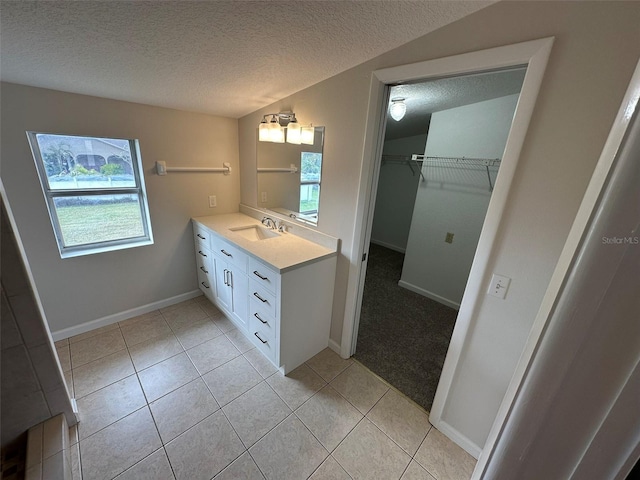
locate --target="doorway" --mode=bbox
[353,69,526,411]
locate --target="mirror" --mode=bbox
[257,126,324,225]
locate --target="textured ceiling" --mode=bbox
[0,1,492,118]
[385,67,527,139]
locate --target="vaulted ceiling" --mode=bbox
[0,1,493,118]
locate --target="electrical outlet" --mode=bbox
[487,274,511,299]
[261,191,267,203]
[209,195,217,208]
[445,232,454,244]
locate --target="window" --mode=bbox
[299,152,322,217]
[27,133,153,258]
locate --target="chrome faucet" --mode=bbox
[261,216,276,229]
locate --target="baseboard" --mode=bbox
[328,338,342,356]
[431,418,482,459]
[370,239,406,254]
[398,280,460,310]
[51,290,202,341]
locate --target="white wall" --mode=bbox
[371,134,427,251]
[0,83,240,335]
[400,95,519,307]
[237,1,640,453]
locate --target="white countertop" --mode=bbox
[192,213,337,273]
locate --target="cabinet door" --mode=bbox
[213,256,232,312]
[228,268,248,331]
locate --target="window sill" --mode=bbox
[59,238,154,259]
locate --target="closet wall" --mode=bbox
[370,133,428,252]
[400,94,519,308]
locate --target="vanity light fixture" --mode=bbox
[390,98,407,121]
[258,112,313,144]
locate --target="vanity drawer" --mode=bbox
[249,257,278,294]
[251,324,276,363]
[249,303,276,345]
[193,224,211,250]
[250,280,277,318]
[195,246,213,276]
[197,270,214,299]
[210,235,248,272]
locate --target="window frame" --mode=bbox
[27,132,154,258]
[299,151,322,215]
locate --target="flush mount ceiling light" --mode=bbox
[259,112,309,144]
[389,98,407,121]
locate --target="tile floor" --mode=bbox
[55,296,476,480]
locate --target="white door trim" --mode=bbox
[341,37,555,456]
[474,57,640,480]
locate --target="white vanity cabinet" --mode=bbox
[192,216,337,374]
[209,235,249,332]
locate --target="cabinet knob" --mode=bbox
[221,249,232,257]
[201,281,210,289]
[198,250,207,257]
[197,233,206,240]
[199,266,208,274]
[254,332,268,344]
[254,312,268,324]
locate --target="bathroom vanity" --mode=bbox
[192,210,337,374]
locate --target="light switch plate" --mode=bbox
[488,273,510,299]
[209,195,217,208]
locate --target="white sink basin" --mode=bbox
[229,225,281,241]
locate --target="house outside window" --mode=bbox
[300,152,322,217]
[27,133,153,258]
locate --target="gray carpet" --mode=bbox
[354,243,458,412]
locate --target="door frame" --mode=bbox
[341,37,554,456]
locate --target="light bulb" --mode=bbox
[258,118,270,141]
[286,120,302,144]
[301,126,315,145]
[390,99,406,121]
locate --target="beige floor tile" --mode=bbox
[296,385,363,452]
[165,410,245,480]
[213,452,264,480]
[56,344,71,373]
[70,328,126,368]
[64,370,74,397]
[333,418,411,480]
[330,363,389,414]
[73,349,135,399]
[366,389,431,455]
[224,329,254,353]
[186,335,240,375]
[243,348,278,379]
[266,364,326,410]
[137,352,199,402]
[197,299,225,319]
[128,331,184,371]
[159,299,195,313]
[202,355,262,406]
[401,460,436,480]
[149,378,219,443]
[306,348,353,382]
[120,315,172,347]
[250,415,328,480]
[118,311,162,328]
[76,374,147,440]
[414,429,476,480]
[222,382,291,448]
[54,338,69,348]
[211,315,237,333]
[309,455,351,480]
[80,407,161,480]
[171,317,223,350]
[114,448,175,480]
[70,323,120,344]
[162,302,208,330]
